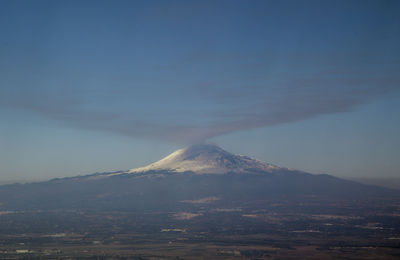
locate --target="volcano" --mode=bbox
[0,144,397,211]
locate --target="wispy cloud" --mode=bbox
[1,50,399,144]
[1,0,399,145]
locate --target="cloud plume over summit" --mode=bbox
[1,0,399,144]
[1,51,399,144]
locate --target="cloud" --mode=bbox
[1,50,399,144]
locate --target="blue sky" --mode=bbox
[0,0,399,181]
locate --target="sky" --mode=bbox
[0,0,399,182]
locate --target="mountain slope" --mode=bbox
[128,144,283,174]
[0,144,398,211]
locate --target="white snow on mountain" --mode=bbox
[128,144,283,174]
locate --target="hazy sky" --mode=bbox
[1,0,399,181]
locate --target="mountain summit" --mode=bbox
[0,143,397,212]
[128,144,282,174]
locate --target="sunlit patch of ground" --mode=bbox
[181,196,220,204]
[173,212,203,220]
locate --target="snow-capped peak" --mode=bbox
[128,144,282,174]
